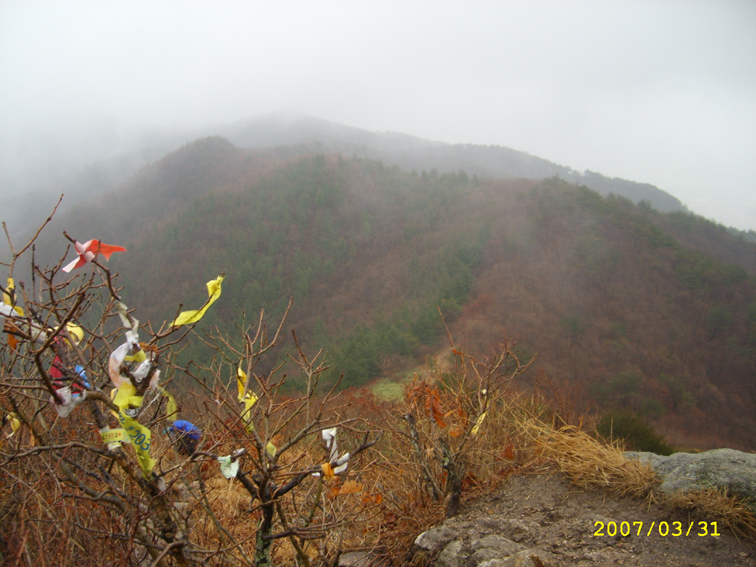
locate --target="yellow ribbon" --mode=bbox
[4,278,23,316]
[266,442,277,458]
[170,275,224,327]
[113,382,155,478]
[123,350,147,363]
[471,411,487,436]
[6,412,21,436]
[159,387,178,420]
[237,367,258,432]
[0,412,21,449]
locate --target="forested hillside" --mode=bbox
[35,137,756,450]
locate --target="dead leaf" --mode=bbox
[338,480,363,495]
[361,493,383,504]
[4,321,20,351]
[449,425,464,437]
[427,387,447,428]
[501,443,515,460]
[462,472,478,489]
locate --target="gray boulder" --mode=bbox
[625,448,756,510]
[414,521,543,567]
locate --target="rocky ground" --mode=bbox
[409,473,756,567]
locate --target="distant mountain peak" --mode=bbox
[213,113,683,213]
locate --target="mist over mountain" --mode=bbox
[23,136,756,452]
[217,112,686,213]
[3,112,692,248]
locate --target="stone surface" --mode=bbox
[435,539,464,567]
[410,473,756,567]
[478,552,539,567]
[468,534,525,565]
[338,548,390,567]
[415,525,460,553]
[625,448,756,510]
[414,520,541,567]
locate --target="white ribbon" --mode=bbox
[218,455,240,479]
[51,386,87,418]
[0,302,14,317]
[321,428,350,474]
[322,428,338,462]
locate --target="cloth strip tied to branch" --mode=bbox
[62,239,126,273]
[169,275,224,327]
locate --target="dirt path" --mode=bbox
[453,473,756,566]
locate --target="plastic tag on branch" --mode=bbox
[62,239,126,273]
[237,366,248,402]
[2,281,47,345]
[109,338,157,390]
[6,413,21,437]
[169,274,224,327]
[51,387,87,418]
[132,359,152,382]
[2,278,23,316]
[99,427,125,450]
[266,442,277,458]
[114,381,155,479]
[237,367,258,432]
[218,455,240,479]
[471,411,487,436]
[48,323,84,350]
[158,388,178,420]
[237,368,258,406]
[108,343,133,387]
[322,427,338,461]
[322,428,337,444]
[115,302,140,349]
[115,302,138,331]
[321,463,335,479]
[323,451,350,476]
[115,302,130,327]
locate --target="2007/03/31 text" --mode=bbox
[594,521,721,537]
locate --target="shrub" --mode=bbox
[595,410,674,455]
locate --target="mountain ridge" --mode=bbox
[25,138,756,451]
[217,111,686,213]
[3,111,691,249]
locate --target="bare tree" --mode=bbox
[399,311,533,518]
[1,205,380,566]
[185,318,381,566]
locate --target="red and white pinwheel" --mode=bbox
[62,239,127,273]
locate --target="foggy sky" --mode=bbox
[1,0,755,230]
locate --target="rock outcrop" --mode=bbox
[413,515,544,567]
[402,473,756,567]
[624,448,756,511]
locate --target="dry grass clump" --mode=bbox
[507,404,756,541]
[527,422,659,498]
[491,393,660,499]
[666,488,756,540]
[192,475,256,542]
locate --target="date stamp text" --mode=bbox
[593,520,721,537]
